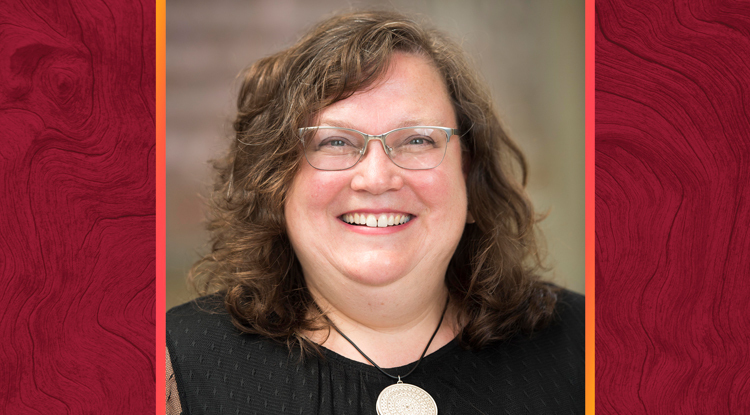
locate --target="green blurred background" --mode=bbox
[167,0,584,309]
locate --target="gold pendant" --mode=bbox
[376,378,438,415]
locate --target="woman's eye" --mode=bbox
[324,139,347,147]
[406,136,434,146]
[319,137,350,147]
[316,137,357,152]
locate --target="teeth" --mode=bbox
[341,213,412,227]
[377,214,388,227]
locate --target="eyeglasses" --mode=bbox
[298,126,460,171]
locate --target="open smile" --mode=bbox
[340,213,413,228]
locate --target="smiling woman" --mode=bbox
[166,10,583,415]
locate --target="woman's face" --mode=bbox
[285,53,468,289]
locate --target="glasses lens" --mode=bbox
[299,127,452,170]
[301,128,364,170]
[386,128,449,170]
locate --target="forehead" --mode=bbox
[315,53,456,132]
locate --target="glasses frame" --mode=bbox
[298,126,461,171]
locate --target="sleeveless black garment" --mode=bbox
[166,290,584,415]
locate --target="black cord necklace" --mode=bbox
[325,296,448,415]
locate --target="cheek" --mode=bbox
[411,169,467,216]
[286,168,347,218]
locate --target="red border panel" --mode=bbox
[0,1,156,412]
[596,0,750,413]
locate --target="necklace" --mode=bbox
[326,297,449,415]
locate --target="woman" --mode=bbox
[167,10,584,415]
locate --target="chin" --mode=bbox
[343,261,412,287]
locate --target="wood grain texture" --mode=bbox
[596,0,750,413]
[0,0,155,413]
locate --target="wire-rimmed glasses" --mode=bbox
[298,126,460,171]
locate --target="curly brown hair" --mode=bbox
[190,10,558,353]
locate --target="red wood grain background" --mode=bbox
[596,0,750,413]
[0,0,155,413]
[2,0,749,413]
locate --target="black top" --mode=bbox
[166,291,584,414]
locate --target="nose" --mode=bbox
[350,138,404,194]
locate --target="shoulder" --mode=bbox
[166,296,286,413]
[166,294,242,355]
[166,295,277,378]
[487,287,585,366]
[467,288,584,411]
[549,287,585,349]
[167,295,227,328]
[538,287,585,345]
[167,294,227,325]
[518,287,585,368]
[554,288,585,328]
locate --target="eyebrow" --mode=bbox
[317,118,445,132]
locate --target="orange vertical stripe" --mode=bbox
[585,0,596,413]
[156,0,167,413]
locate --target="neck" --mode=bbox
[306,278,458,368]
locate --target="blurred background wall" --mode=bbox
[166,0,584,309]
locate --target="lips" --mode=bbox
[340,213,413,228]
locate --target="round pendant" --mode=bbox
[376,381,438,415]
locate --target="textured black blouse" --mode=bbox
[166,291,584,415]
